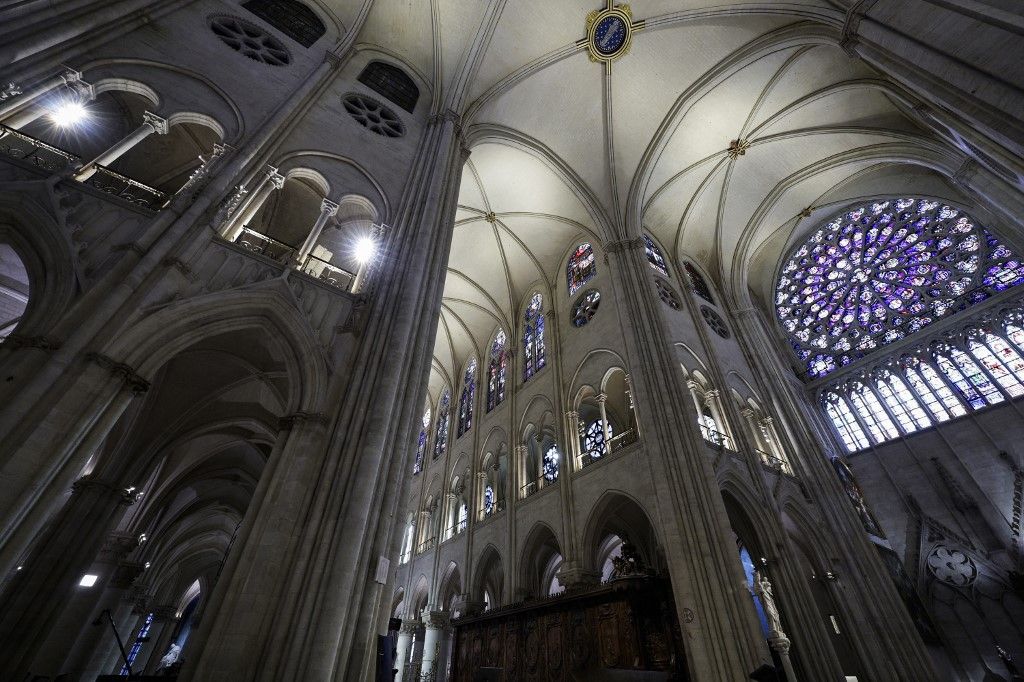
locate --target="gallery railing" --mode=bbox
[0,124,79,172]
[235,227,296,261]
[83,164,169,210]
[300,253,356,292]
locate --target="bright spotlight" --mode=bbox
[79,574,99,587]
[354,237,377,264]
[49,100,88,128]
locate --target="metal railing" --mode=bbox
[700,426,728,449]
[415,537,435,554]
[300,253,356,291]
[756,449,793,475]
[520,473,557,498]
[0,124,80,172]
[608,428,638,453]
[443,520,467,539]
[84,164,168,210]
[236,227,296,261]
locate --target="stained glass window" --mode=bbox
[458,359,477,437]
[849,384,898,443]
[457,502,468,532]
[483,485,495,516]
[543,445,560,481]
[487,330,508,412]
[121,612,154,675]
[582,419,611,460]
[684,262,714,304]
[824,393,869,452]
[413,408,430,474]
[967,332,1024,398]
[875,372,928,433]
[357,61,419,113]
[434,390,450,459]
[698,411,723,446]
[644,234,669,277]
[572,290,601,327]
[917,361,967,417]
[567,243,597,295]
[776,198,1024,378]
[523,293,546,381]
[947,347,1003,406]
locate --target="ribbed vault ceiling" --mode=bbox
[345,0,972,399]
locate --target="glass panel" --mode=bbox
[567,243,597,295]
[918,362,968,416]
[950,348,1004,404]
[850,385,899,442]
[825,395,869,452]
[875,376,919,433]
[974,333,1024,397]
[904,367,952,422]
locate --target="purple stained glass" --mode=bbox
[777,198,1024,377]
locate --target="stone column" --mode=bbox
[443,492,457,540]
[222,165,285,241]
[0,476,138,678]
[394,619,418,682]
[514,443,528,498]
[565,410,581,470]
[420,611,448,680]
[181,412,329,681]
[75,111,169,181]
[0,68,85,120]
[603,236,768,679]
[705,389,729,446]
[596,392,612,454]
[294,197,339,266]
[175,143,228,198]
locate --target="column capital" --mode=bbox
[109,560,146,588]
[278,411,328,431]
[398,619,420,635]
[603,236,644,256]
[423,610,450,629]
[566,410,580,421]
[142,111,169,135]
[595,392,607,404]
[704,388,720,399]
[264,164,286,189]
[72,475,138,505]
[320,198,340,215]
[85,351,150,394]
[99,531,140,562]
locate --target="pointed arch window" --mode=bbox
[483,485,495,516]
[458,359,477,437]
[413,407,431,474]
[357,60,419,113]
[824,393,869,452]
[875,372,928,433]
[967,332,1024,398]
[582,419,610,460]
[433,390,450,459]
[849,384,899,443]
[567,243,597,296]
[643,234,669,277]
[523,293,546,381]
[684,262,714,304]
[936,347,1002,408]
[916,361,967,417]
[487,331,508,412]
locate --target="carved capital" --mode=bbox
[603,237,644,255]
[150,604,178,620]
[109,560,146,588]
[85,351,150,394]
[99,531,140,562]
[142,111,169,135]
[263,165,285,189]
[423,610,449,629]
[72,474,128,501]
[320,198,340,216]
[399,619,420,635]
[3,334,61,353]
[278,411,328,431]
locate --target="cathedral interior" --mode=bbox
[0,1,1023,681]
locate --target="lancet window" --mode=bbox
[487,330,508,412]
[567,243,597,296]
[458,359,477,437]
[684,262,714,304]
[644,234,669,277]
[413,407,430,474]
[523,293,546,381]
[433,390,450,459]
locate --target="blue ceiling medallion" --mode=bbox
[585,3,638,65]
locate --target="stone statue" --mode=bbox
[159,643,181,668]
[753,569,783,636]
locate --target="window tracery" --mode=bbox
[684,262,714,304]
[487,330,507,412]
[209,16,291,66]
[543,445,560,481]
[572,289,601,327]
[241,0,325,47]
[458,359,477,437]
[523,293,546,381]
[413,407,430,474]
[777,198,1024,378]
[582,419,610,460]
[434,390,450,459]
[357,61,419,113]
[644,234,669,277]
[567,243,597,296]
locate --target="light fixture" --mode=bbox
[354,236,377,264]
[79,574,99,587]
[144,562,151,570]
[138,533,147,544]
[49,100,89,128]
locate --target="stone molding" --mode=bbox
[277,411,328,431]
[3,334,61,353]
[422,610,449,629]
[603,237,644,255]
[72,475,137,505]
[99,531,140,562]
[110,560,146,589]
[398,619,420,635]
[85,351,151,394]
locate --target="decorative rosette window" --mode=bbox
[776,199,1024,379]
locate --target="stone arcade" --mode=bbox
[0,1,1022,681]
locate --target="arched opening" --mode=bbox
[519,523,563,598]
[472,545,503,611]
[0,242,29,341]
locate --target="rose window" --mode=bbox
[777,198,1024,378]
[655,278,680,309]
[210,16,291,66]
[701,306,730,338]
[926,546,978,587]
[572,289,602,327]
[343,94,404,138]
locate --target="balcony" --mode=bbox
[233,228,359,293]
[700,426,728,449]
[416,537,436,554]
[0,125,167,210]
[580,428,639,469]
[520,473,557,499]
[756,449,793,476]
